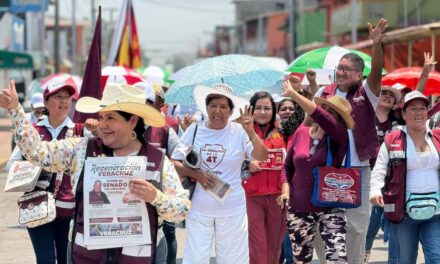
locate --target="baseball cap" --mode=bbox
[403,91,430,110]
[31,93,44,108]
[42,76,76,100]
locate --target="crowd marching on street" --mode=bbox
[2,16,440,264]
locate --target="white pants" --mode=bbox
[315,166,371,264]
[182,213,249,264]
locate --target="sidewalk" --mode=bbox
[0,117,12,171]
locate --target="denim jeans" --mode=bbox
[365,205,383,251]
[279,233,293,264]
[27,218,70,264]
[390,214,440,264]
[163,221,177,264]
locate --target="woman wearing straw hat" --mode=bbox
[0,80,190,264]
[281,79,352,263]
[171,83,268,264]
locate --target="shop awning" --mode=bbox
[0,50,33,69]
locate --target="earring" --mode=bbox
[130,130,137,140]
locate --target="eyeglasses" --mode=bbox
[336,65,358,73]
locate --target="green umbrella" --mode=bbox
[287,46,386,77]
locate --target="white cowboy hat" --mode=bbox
[75,83,165,127]
[314,95,354,129]
[194,83,249,120]
[381,86,401,103]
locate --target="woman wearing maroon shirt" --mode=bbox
[281,80,353,263]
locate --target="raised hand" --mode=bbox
[0,80,19,110]
[422,52,437,75]
[368,18,388,45]
[306,69,316,83]
[239,105,254,136]
[282,79,296,98]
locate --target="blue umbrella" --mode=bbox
[165,54,285,105]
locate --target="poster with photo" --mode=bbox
[83,156,155,249]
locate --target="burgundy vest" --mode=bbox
[72,138,164,264]
[243,124,285,196]
[322,82,379,161]
[383,129,440,223]
[34,123,84,218]
[144,126,169,151]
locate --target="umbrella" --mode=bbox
[287,46,386,77]
[143,65,165,86]
[382,67,440,95]
[165,54,284,105]
[101,66,144,90]
[41,73,83,100]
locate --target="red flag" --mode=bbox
[73,6,102,123]
[107,0,142,68]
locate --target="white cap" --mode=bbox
[403,91,430,109]
[31,93,44,108]
[133,82,156,103]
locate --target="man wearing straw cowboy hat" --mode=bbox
[0,80,190,264]
[308,18,388,263]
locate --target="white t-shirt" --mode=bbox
[315,80,379,166]
[171,121,253,217]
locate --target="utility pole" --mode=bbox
[54,0,60,73]
[351,0,358,44]
[288,0,296,61]
[40,0,46,77]
[71,0,76,74]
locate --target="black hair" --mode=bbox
[205,94,234,112]
[117,111,146,144]
[249,91,276,139]
[277,98,295,113]
[340,53,365,72]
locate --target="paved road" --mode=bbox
[0,170,425,264]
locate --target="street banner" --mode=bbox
[83,156,153,250]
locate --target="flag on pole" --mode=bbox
[106,0,142,68]
[73,6,102,123]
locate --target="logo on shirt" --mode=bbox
[200,144,226,170]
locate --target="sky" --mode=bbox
[53,0,235,67]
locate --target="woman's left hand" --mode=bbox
[239,105,255,136]
[276,193,289,209]
[129,178,157,203]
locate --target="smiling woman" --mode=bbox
[1,81,190,264]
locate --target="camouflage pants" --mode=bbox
[286,209,347,264]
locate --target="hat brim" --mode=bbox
[76,97,165,127]
[314,97,354,129]
[32,103,45,108]
[381,87,402,103]
[194,85,249,121]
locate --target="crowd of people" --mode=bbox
[1,17,440,264]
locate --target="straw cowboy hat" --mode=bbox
[314,95,354,129]
[75,83,165,127]
[194,83,249,120]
